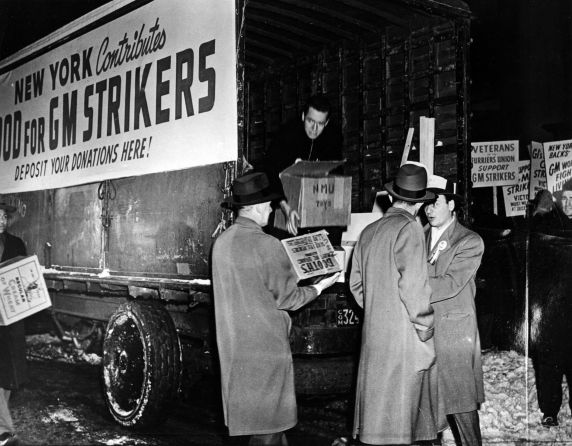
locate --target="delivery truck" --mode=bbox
[0,0,472,428]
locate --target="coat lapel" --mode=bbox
[426,219,459,274]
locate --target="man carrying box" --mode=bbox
[0,203,27,446]
[261,94,343,236]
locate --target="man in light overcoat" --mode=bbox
[349,163,438,445]
[212,172,339,446]
[424,175,485,445]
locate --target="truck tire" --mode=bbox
[102,300,182,428]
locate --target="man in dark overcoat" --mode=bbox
[530,179,572,427]
[0,202,27,446]
[212,172,339,446]
[349,163,438,445]
[424,175,485,445]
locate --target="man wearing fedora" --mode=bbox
[424,175,485,445]
[0,203,27,446]
[348,163,438,445]
[212,172,339,446]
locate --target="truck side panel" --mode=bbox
[53,184,103,268]
[107,165,224,277]
[8,163,225,278]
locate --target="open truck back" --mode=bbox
[0,0,471,428]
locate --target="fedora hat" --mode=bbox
[427,175,463,203]
[222,172,282,208]
[384,163,435,203]
[0,202,16,213]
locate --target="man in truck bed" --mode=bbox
[261,94,343,236]
[212,172,339,446]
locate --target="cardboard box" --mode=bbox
[341,212,384,277]
[341,213,384,248]
[333,247,346,283]
[281,230,342,281]
[0,255,51,326]
[274,160,351,230]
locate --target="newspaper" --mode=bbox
[281,230,342,281]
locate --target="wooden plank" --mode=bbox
[420,116,435,174]
[401,127,415,165]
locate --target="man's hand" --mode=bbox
[286,209,300,235]
[414,324,434,342]
[280,200,300,235]
[533,189,555,216]
[312,272,341,295]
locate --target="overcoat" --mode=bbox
[349,207,437,445]
[0,232,28,390]
[424,218,485,422]
[212,217,318,436]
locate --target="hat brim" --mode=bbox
[221,191,283,208]
[0,203,16,213]
[384,182,435,203]
[427,188,464,204]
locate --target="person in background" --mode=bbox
[530,179,572,428]
[212,172,339,446]
[261,94,343,236]
[561,181,572,221]
[0,203,27,446]
[531,180,572,232]
[348,163,437,445]
[424,175,485,445]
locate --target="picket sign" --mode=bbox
[543,138,572,194]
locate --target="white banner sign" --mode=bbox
[470,140,520,188]
[0,0,237,193]
[543,139,572,194]
[529,141,546,199]
[502,161,530,217]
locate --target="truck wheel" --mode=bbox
[102,300,182,428]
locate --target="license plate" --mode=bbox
[337,308,359,326]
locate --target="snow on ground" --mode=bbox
[25,334,572,444]
[443,350,572,445]
[27,333,102,365]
